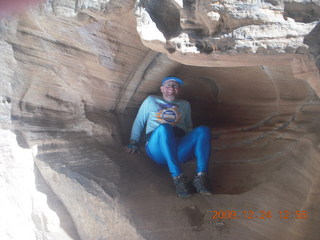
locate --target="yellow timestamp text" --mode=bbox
[212,210,308,220]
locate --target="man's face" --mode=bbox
[160,80,181,101]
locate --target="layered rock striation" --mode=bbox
[1,0,320,240]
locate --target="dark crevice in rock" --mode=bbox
[304,22,320,71]
[284,2,320,23]
[190,38,213,53]
[138,0,182,39]
[264,0,282,6]
[14,130,29,148]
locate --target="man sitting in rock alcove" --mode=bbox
[124,76,212,197]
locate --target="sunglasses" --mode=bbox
[163,82,180,89]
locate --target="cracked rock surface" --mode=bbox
[1,0,320,240]
[135,0,320,54]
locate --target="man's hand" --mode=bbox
[124,140,140,154]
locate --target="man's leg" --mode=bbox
[177,126,212,194]
[146,124,212,196]
[146,124,191,197]
[177,126,211,173]
[146,123,181,177]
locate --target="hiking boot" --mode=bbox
[173,175,192,198]
[193,173,212,195]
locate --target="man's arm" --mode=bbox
[124,96,150,154]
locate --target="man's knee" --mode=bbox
[156,123,173,133]
[194,125,211,137]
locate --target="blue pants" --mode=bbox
[146,123,211,177]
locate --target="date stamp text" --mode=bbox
[212,210,308,220]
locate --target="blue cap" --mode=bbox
[162,76,184,86]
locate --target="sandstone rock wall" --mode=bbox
[1,5,148,240]
[1,0,320,240]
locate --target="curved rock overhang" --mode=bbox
[1,1,320,240]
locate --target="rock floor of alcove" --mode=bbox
[32,125,320,240]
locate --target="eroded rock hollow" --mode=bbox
[1,0,320,239]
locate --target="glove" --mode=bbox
[124,140,140,154]
[126,144,138,151]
